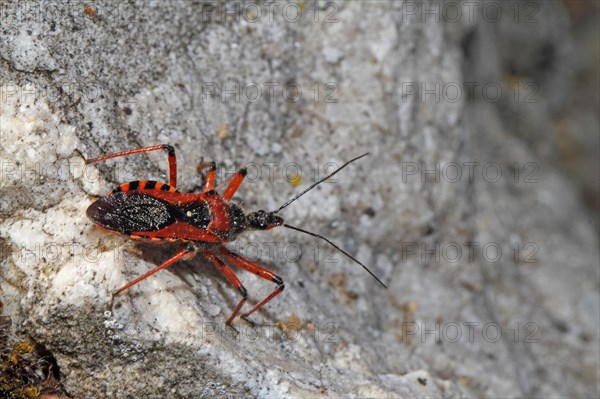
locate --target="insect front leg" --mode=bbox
[204,251,248,326]
[84,144,178,188]
[219,247,285,323]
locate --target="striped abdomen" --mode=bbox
[87,180,246,243]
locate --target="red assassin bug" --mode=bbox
[83,145,387,325]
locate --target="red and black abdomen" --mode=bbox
[87,180,245,243]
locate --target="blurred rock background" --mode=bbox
[1,1,598,398]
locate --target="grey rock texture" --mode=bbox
[1,1,598,398]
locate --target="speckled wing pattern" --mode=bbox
[87,191,176,234]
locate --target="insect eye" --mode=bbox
[258,212,267,227]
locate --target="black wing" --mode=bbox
[87,192,176,234]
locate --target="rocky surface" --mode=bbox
[1,1,598,398]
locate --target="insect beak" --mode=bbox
[265,214,284,230]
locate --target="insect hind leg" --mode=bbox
[109,245,196,310]
[84,144,178,188]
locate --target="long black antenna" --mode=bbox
[273,153,386,288]
[284,224,387,288]
[273,153,369,214]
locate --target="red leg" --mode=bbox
[219,247,284,320]
[197,161,217,192]
[86,144,178,188]
[204,251,247,325]
[112,246,195,297]
[222,168,247,201]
